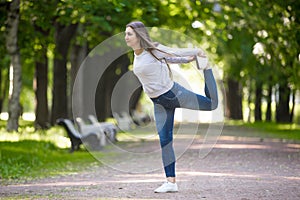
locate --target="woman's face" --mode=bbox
[125,27,140,50]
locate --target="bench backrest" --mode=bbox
[61,119,82,138]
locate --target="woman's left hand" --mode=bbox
[188,56,196,62]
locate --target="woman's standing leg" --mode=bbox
[153,103,176,178]
[152,103,178,193]
[151,69,218,193]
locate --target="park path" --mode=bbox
[1,125,300,200]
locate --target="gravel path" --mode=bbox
[1,125,300,200]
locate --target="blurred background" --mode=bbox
[1,0,300,183]
[0,0,299,130]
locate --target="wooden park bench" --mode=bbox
[113,112,135,131]
[87,115,118,143]
[76,117,107,146]
[57,118,102,152]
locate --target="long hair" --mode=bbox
[126,21,157,50]
[126,21,173,78]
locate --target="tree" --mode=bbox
[0,2,10,114]
[251,0,300,123]
[2,0,299,127]
[5,0,22,131]
[34,44,49,129]
[51,22,78,124]
[70,0,179,121]
[21,0,55,129]
[205,0,300,123]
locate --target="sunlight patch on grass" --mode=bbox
[0,125,70,149]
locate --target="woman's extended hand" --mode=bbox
[197,51,206,58]
[187,56,196,62]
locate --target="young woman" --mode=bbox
[125,21,218,193]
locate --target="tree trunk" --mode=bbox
[34,51,49,129]
[226,77,243,120]
[265,85,272,122]
[70,43,88,119]
[0,68,9,113]
[254,82,262,122]
[246,80,252,122]
[289,89,296,123]
[96,54,133,121]
[276,81,290,123]
[72,51,137,123]
[33,24,50,129]
[51,23,78,125]
[0,69,2,113]
[5,0,21,132]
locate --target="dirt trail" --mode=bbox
[1,125,300,200]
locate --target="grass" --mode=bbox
[226,120,300,141]
[243,121,300,141]
[0,120,103,183]
[1,140,99,180]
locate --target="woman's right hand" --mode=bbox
[197,50,206,58]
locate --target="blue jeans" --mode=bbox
[151,69,218,177]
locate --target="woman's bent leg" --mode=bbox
[176,69,218,111]
[203,69,218,110]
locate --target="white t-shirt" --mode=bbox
[133,44,200,98]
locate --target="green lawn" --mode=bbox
[0,120,103,183]
[226,120,300,141]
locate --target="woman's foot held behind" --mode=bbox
[195,56,212,70]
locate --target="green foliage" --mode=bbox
[1,0,299,122]
[212,0,300,88]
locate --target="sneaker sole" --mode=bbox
[154,190,178,193]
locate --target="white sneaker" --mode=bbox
[154,182,178,193]
[195,56,210,70]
